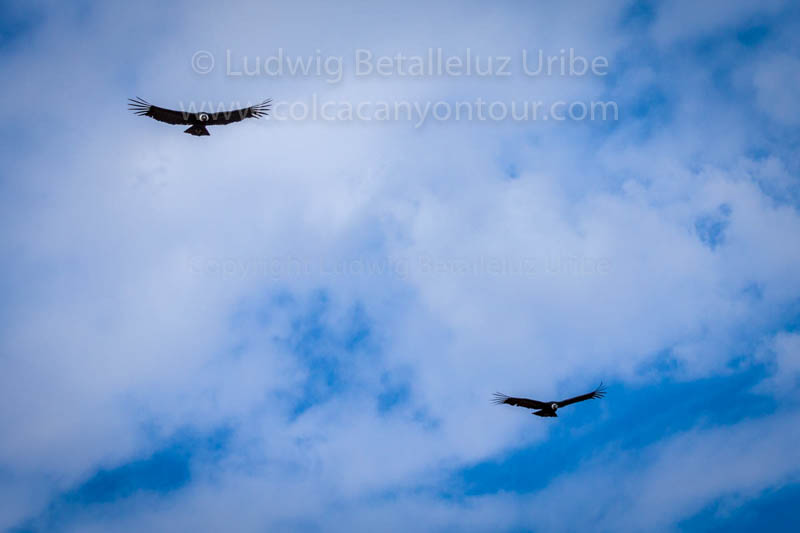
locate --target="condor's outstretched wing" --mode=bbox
[556,383,606,408]
[128,97,195,125]
[491,393,548,410]
[206,99,272,125]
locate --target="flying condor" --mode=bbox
[492,383,606,417]
[128,98,271,136]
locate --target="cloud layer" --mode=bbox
[1,0,799,531]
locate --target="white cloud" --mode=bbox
[755,332,800,396]
[753,54,800,126]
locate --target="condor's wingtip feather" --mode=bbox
[491,392,510,404]
[249,98,273,119]
[128,97,150,106]
[592,382,607,399]
[128,97,152,116]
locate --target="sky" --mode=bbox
[1,0,799,531]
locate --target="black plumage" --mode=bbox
[128,97,271,136]
[492,383,606,417]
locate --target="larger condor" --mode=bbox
[128,97,271,136]
[492,383,606,417]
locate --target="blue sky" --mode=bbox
[1,0,800,531]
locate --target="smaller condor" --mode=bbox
[492,383,606,417]
[128,97,271,136]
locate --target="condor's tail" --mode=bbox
[184,124,210,136]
